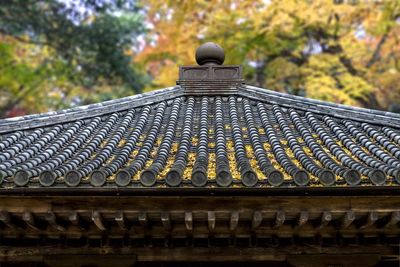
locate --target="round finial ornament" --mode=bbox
[195,42,225,65]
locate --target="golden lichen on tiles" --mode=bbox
[303,146,323,168]
[108,173,116,181]
[159,143,178,178]
[263,142,290,180]
[245,144,265,180]
[126,149,140,166]
[118,139,126,147]
[226,140,240,180]
[100,140,107,148]
[133,170,141,181]
[207,152,216,179]
[191,136,198,146]
[183,152,196,180]
[156,137,163,146]
[105,155,115,164]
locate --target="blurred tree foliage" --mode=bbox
[0,0,147,117]
[139,0,400,110]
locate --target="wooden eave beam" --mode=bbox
[208,211,216,233]
[184,211,193,232]
[360,211,379,229]
[138,212,148,227]
[92,211,107,231]
[22,211,39,231]
[251,211,262,230]
[115,211,128,231]
[45,211,66,232]
[317,211,332,229]
[273,210,285,229]
[161,212,171,231]
[297,211,309,228]
[341,210,355,229]
[0,211,13,229]
[229,211,239,232]
[68,211,86,230]
[385,211,400,227]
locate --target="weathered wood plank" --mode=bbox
[0,246,396,262]
[287,254,381,267]
[44,255,137,267]
[0,196,400,216]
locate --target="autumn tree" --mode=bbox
[139,0,400,110]
[0,0,147,117]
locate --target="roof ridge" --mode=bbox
[0,86,182,134]
[241,85,400,128]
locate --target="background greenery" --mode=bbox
[0,0,399,118]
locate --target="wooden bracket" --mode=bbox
[251,211,262,230]
[184,211,193,232]
[92,211,107,231]
[45,211,66,232]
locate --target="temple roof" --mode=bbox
[1,43,400,191]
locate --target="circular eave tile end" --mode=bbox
[14,170,30,187]
[90,170,107,187]
[140,169,157,187]
[319,170,336,186]
[115,169,131,187]
[191,170,208,187]
[166,170,182,187]
[65,170,82,187]
[394,170,400,184]
[241,170,258,187]
[268,170,284,187]
[39,171,56,187]
[344,169,361,186]
[0,171,5,184]
[369,169,386,185]
[216,170,233,187]
[293,170,310,186]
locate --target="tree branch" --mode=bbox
[366,33,388,68]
